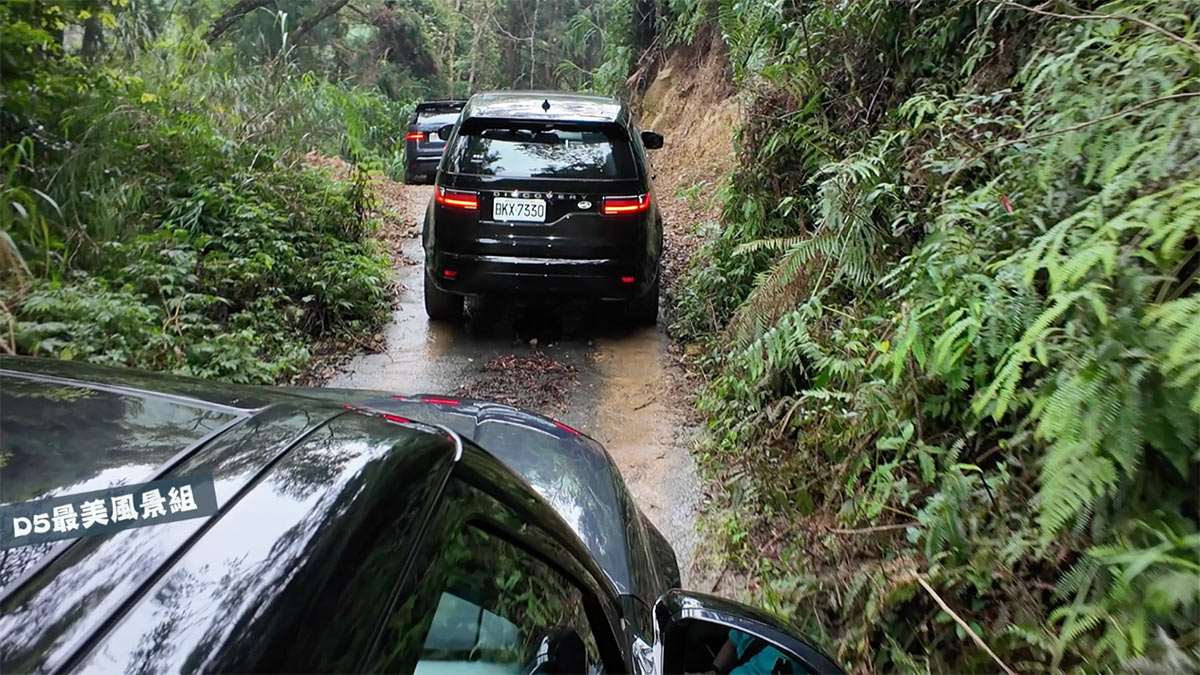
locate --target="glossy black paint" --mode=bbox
[0,357,839,673]
[653,590,844,674]
[640,130,664,149]
[0,357,676,672]
[276,389,681,601]
[423,91,663,301]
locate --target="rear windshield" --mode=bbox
[416,110,462,127]
[446,122,638,179]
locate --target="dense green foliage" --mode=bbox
[1,1,397,382]
[211,0,648,99]
[667,0,1200,671]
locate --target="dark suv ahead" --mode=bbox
[422,91,664,324]
[402,100,466,184]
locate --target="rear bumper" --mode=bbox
[408,156,440,172]
[428,252,652,299]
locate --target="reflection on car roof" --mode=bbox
[465,91,625,124]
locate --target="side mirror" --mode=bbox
[641,130,664,149]
[653,590,843,674]
[437,124,455,141]
[524,628,588,674]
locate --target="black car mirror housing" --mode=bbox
[641,130,664,149]
[437,124,455,141]
[653,590,844,674]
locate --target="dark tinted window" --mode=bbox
[373,525,603,674]
[417,110,461,127]
[447,122,637,179]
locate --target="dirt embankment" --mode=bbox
[627,34,740,585]
[632,30,739,296]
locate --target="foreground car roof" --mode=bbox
[463,90,627,124]
[0,357,661,671]
[0,356,639,591]
[0,357,459,671]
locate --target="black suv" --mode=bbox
[0,357,843,674]
[422,91,664,325]
[402,100,466,184]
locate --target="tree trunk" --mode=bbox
[467,0,482,92]
[81,15,104,61]
[529,0,537,89]
[445,0,461,96]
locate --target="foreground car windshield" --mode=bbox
[447,122,637,179]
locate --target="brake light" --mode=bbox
[620,276,635,284]
[602,193,651,215]
[382,413,411,424]
[421,397,461,406]
[435,187,478,210]
[405,132,424,141]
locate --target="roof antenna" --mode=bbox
[541,99,551,112]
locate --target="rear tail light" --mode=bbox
[405,132,425,141]
[602,193,651,215]
[435,187,478,210]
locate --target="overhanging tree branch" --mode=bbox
[291,0,352,44]
[990,91,1200,151]
[940,91,1200,199]
[206,0,276,42]
[989,0,1200,55]
[344,4,370,21]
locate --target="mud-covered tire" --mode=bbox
[424,269,463,322]
[627,277,659,326]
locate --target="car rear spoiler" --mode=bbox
[415,100,467,113]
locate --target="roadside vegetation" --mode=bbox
[1,5,400,381]
[659,0,1199,671]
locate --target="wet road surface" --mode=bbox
[328,186,700,583]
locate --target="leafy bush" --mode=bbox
[671,0,1200,671]
[2,8,391,383]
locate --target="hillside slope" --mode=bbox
[634,30,738,298]
[654,1,1200,672]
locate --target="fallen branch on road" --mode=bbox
[829,521,920,535]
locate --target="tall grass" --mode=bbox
[1,21,401,381]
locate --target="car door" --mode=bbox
[361,443,628,674]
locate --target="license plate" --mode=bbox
[492,197,546,223]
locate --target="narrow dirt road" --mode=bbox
[327,184,701,583]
